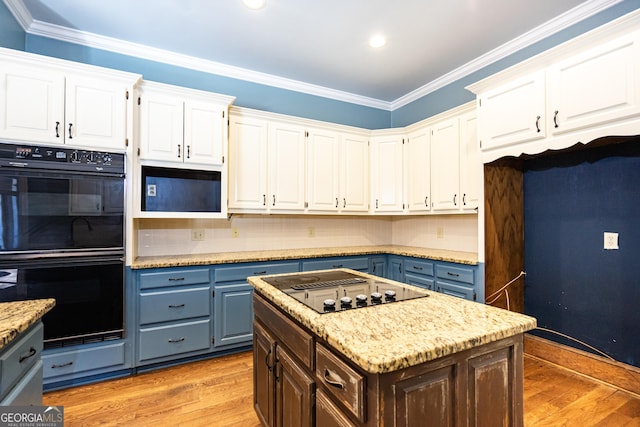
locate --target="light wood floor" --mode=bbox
[43,351,640,427]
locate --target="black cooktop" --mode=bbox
[261,270,428,314]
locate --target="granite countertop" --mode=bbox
[131,245,478,269]
[0,299,56,350]
[248,270,536,374]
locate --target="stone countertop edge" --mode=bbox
[0,299,56,350]
[248,270,536,374]
[131,245,478,269]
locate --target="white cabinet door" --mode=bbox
[184,100,226,166]
[370,134,404,213]
[307,127,340,212]
[547,32,640,136]
[65,75,128,150]
[459,111,480,211]
[479,71,546,151]
[228,115,269,211]
[340,132,369,213]
[405,126,431,212]
[268,121,306,211]
[0,63,65,144]
[139,91,184,162]
[431,117,460,211]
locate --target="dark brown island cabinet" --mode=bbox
[252,290,532,427]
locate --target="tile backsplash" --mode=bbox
[136,214,477,257]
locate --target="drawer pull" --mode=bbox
[323,368,346,390]
[253,270,267,275]
[168,303,185,308]
[19,347,37,363]
[413,266,423,271]
[168,277,185,282]
[447,272,460,277]
[51,361,73,369]
[168,337,185,343]
[332,264,343,268]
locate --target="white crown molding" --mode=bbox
[5,0,623,111]
[391,0,624,110]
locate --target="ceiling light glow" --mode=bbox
[369,34,386,49]
[243,0,266,10]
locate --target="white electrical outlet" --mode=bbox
[436,227,444,239]
[603,232,619,250]
[232,228,239,238]
[308,227,315,237]
[147,184,156,197]
[191,229,205,241]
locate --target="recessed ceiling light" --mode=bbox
[243,0,266,10]
[369,34,386,49]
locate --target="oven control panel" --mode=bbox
[0,143,124,173]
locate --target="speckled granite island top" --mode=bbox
[131,245,477,269]
[248,270,536,374]
[0,299,55,350]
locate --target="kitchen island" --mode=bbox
[248,269,535,427]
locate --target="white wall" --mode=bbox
[136,214,477,257]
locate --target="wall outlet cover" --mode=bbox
[603,232,619,250]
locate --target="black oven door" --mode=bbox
[0,168,124,254]
[0,256,124,348]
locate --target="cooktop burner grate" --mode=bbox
[290,277,367,291]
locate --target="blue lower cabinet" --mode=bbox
[138,320,211,362]
[435,263,477,301]
[213,283,254,349]
[405,273,434,290]
[387,256,405,282]
[369,256,386,277]
[42,341,130,388]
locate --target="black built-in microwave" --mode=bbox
[141,166,222,213]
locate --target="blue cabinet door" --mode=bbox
[387,256,404,282]
[213,283,254,349]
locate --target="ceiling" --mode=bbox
[4,0,624,109]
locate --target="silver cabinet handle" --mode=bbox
[168,337,185,343]
[535,115,541,133]
[554,110,559,128]
[323,368,346,389]
[168,304,185,308]
[68,123,73,139]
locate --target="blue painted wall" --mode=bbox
[523,141,640,367]
[0,1,25,50]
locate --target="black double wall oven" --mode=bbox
[0,143,126,349]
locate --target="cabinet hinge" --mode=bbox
[137,96,141,106]
[137,147,140,156]
[222,156,225,164]
[212,290,215,298]
[125,90,129,100]
[473,292,477,301]
[305,131,309,138]
[479,140,482,149]
[222,111,225,118]
[479,98,482,107]
[125,138,129,147]
[212,337,215,344]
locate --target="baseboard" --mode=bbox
[524,333,640,397]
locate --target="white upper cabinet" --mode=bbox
[306,127,340,212]
[459,111,480,211]
[468,19,640,163]
[370,132,404,213]
[405,126,431,212]
[477,71,546,152]
[430,117,460,211]
[228,114,269,211]
[547,31,640,136]
[339,132,369,213]
[0,48,139,151]
[268,121,306,212]
[137,80,234,168]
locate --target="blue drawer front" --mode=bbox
[43,342,126,379]
[140,268,210,289]
[139,320,211,361]
[404,259,434,277]
[437,281,475,300]
[405,273,434,290]
[301,257,369,271]
[436,264,475,285]
[139,287,211,325]
[214,262,299,283]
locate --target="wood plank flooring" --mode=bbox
[43,352,640,426]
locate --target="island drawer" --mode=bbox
[139,286,211,325]
[253,294,314,370]
[215,262,299,283]
[139,268,211,290]
[0,322,43,398]
[316,343,365,423]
